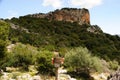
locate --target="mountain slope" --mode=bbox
[5,14,120,63]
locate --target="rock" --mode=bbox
[32,75,41,80]
[6,44,15,52]
[107,68,120,80]
[91,72,109,80]
[58,69,67,74]
[59,74,76,80]
[57,67,77,80]
[0,73,9,80]
[99,73,107,80]
[28,8,90,25]
[0,69,3,74]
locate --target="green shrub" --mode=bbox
[0,20,10,40]
[64,47,103,73]
[0,40,7,59]
[0,20,10,59]
[109,60,119,70]
[1,43,38,70]
[40,44,55,51]
[36,50,54,75]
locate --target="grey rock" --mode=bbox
[107,68,120,80]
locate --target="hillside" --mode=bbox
[6,15,120,63]
[0,8,120,80]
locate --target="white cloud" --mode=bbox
[42,0,62,8]
[7,10,18,19]
[70,0,103,9]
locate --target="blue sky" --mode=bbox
[0,0,120,35]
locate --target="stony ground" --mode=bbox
[107,69,120,80]
[0,66,76,80]
[90,72,110,80]
[2,66,119,80]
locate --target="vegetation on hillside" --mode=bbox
[0,43,54,74]
[65,47,103,73]
[64,47,103,79]
[0,20,10,59]
[5,16,120,63]
[0,15,120,79]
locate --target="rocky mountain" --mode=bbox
[28,8,90,25]
[2,8,119,63]
[1,8,120,80]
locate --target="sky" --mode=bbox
[0,0,120,35]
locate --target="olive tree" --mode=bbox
[64,47,103,73]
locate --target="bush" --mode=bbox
[0,42,55,73]
[0,20,10,40]
[109,60,119,70]
[0,20,9,59]
[1,43,38,70]
[64,47,103,73]
[0,40,7,59]
[36,50,54,75]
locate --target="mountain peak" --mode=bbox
[29,8,90,25]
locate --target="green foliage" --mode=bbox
[6,16,120,64]
[58,47,69,57]
[64,47,103,73]
[0,14,119,77]
[0,20,10,40]
[109,60,119,70]
[0,40,7,59]
[36,50,54,74]
[40,44,56,51]
[0,42,55,73]
[0,20,10,59]
[1,43,38,70]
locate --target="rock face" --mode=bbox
[107,69,120,80]
[29,8,90,25]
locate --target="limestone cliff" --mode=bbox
[29,8,90,25]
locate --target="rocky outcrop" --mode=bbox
[107,69,120,80]
[87,25,103,34]
[29,8,90,25]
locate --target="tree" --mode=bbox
[0,20,10,59]
[36,50,54,75]
[0,40,6,58]
[0,20,10,40]
[64,47,103,73]
[1,43,38,70]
